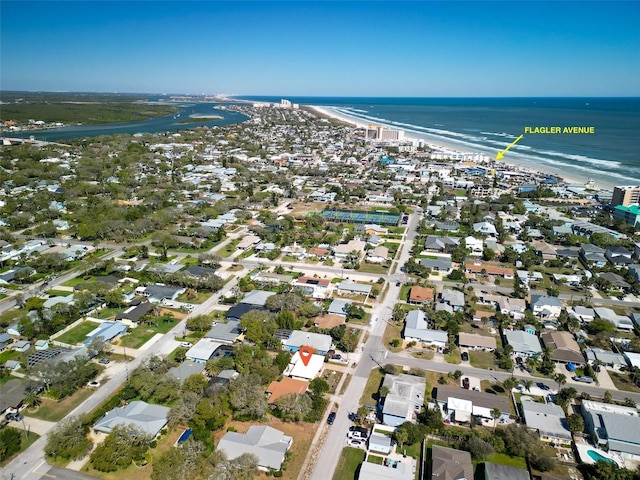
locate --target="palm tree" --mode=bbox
[24,391,42,410]
[522,379,533,392]
[554,373,567,389]
[491,408,501,432]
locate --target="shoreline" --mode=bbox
[309,105,614,191]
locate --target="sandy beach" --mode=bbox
[310,105,614,191]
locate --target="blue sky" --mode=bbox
[1,1,639,96]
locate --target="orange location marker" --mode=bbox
[299,345,314,366]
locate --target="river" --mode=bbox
[8,102,249,141]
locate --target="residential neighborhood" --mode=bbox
[0,99,639,480]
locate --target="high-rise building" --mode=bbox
[612,186,640,207]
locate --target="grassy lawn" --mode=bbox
[367,455,384,464]
[61,276,86,287]
[28,388,94,422]
[444,347,461,364]
[609,371,640,393]
[469,351,499,370]
[216,238,240,258]
[45,289,73,296]
[339,373,352,395]
[359,368,384,407]
[176,290,212,304]
[0,307,28,326]
[358,263,389,274]
[320,368,344,394]
[332,447,365,480]
[0,429,40,467]
[411,350,435,360]
[94,307,122,320]
[485,452,527,470]
[118,327,157,349]
[55,321,100,345]
[0,349,19,364]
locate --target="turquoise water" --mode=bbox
[587,449,615,463]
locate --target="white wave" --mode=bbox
[532,149,622,168]
[480,131,518,139]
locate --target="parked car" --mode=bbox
[5,412,23,422]
[327,412,336,425]
[461,352,469,362]
[180,342,193,348]
[537,382,550,391]
[347,439,362,447]
[98,358,110,364]
[87,381,101,388]
[396,282,401,287]
[573,375,594,384]
[462,377,470,389]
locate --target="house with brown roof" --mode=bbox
[308,247,330,259]
[430,445,473,480]
[533,240,558,261]
[540,330,584,365]
[313,314,345,329]
[408,286,435,304]
[266,377,309,404]
[458,332,497,352]
[465,262,514,279]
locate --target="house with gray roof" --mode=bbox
[241,290,276,307]
[327,299,351,317]
[184,265,218,278]
[141,284,184,303]
[440,289,465,311]
[434,386,511,424]
[419,257,452,273]
[0,333,12,352]
[430,445,473,480]
[579,243,607,267]
[594,307,634,331]
[585,347,626,369]
[283,331,332,355]
[521,399,571,445]
[335,280,372,297]
[83,321,129,346]
[582,400,640,457]
[424,235,459,253]
[0,379,26,414]
[381,374,426,427]
[217,425,292,471]
[168,360,206,384]
[115,301,154,323]
[484,462,530,480]
[403,310,448,350]
[205,319,243,344]
[94,400,170,438]
[504,330,542,358]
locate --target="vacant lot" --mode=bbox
[28,388,94,422]
[55,321,99,345]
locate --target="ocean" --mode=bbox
[238,96,640,188]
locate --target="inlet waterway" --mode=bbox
[8,102,249,141]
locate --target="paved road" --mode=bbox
[2,270,240,480]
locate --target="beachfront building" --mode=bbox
[612,185,640,207]
[613,205,640,229]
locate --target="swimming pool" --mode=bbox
[587,449,615,463]
[177,428,192,445]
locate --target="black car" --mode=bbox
[461,352,469,362]
[537,382,550,391]
[327,412,336,425]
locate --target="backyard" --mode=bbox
[55,321,100,345]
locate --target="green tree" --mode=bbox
[45,415,92,460]
[90,425,151,472]
[0,428,22,462]
[567,413,585,433]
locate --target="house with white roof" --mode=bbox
[186,338,224,364]
[473,221,497,237]
[283,351,324,381]
[464,236,483,256]
[217,426,292,471]
[241,290,276,307]
[381,374,426,427]
[530,295,563,321]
